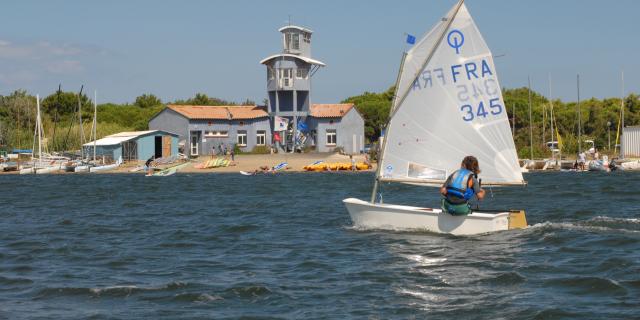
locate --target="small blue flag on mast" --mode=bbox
[406,34,416,45]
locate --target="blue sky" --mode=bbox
[1,0,638,104]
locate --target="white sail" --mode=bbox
[378,3,524,186]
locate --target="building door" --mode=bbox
[190,131,199,156]
[154,136,163,158]
[162,136,172,158]
[122,140,138,162]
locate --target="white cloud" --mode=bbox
[46,60,84,74]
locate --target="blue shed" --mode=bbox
[83,130,180,162]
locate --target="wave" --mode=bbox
[528,216,640,234]
[172,292,224,303]
[224,284,272,298]
[543,276,628,295]
[34,281,189,299]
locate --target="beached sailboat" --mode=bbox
[343,0,527,235]
[19,95,65,174]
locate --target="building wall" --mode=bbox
[622,126,640,158]
[136,135,157,160]
[148,109,190,144]
[188,118,272,156]
[310,108,365,153]
[134,134,179,160]
[85,145,122,163]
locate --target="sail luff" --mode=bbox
[371,51,408,202]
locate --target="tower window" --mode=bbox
[303,32,311,43]
[296,68,308,79]
[292,33,300,50]
[285,33,300,51]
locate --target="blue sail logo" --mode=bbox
[447,29,464,54]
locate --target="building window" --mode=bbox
[285,33,300,51]
[237,130,247,147]
[326,129,337,146]
[205,131,228,138]
[296,68,308,79]
[280,68,293,87]
[256,130,266,146]
[292,33,300,50]
[303,32,311,43]
[268,67,275,80]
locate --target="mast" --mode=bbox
[371,50,408,202]
[371,0,466,203]
[511,103,515,134]
[527,76,533,160]
[577,74,582,154]
[620,71,625,159]
[36,94,42,164]
[77,85,85,160]
[93,90,97,162]
[548,74,557,164]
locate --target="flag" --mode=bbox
[406,34,416,45]
[297,121,308,132]
[274,116,288,131]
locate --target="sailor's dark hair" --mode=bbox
[461,156,480,174]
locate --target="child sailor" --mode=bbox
[440,156,486,215]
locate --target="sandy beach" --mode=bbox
[115,152,374,174]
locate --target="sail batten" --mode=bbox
[377,3,524,186]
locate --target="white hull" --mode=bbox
[19,165,61,174]
[343,198,526,236]
[19,167,35,174]
[621,160,640,171]
[89,163,119,173]
[74,165,90,173]
[35,166,61,174]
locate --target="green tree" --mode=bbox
[134,94,162,108]
[342,86,395,142]
[173,93,235,106]
[41,90,92,117]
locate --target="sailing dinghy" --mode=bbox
[344,0,527,235]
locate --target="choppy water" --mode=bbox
[1,171,639,319]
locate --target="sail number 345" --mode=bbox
[460,98,502,122]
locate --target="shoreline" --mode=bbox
[1,152,376,175]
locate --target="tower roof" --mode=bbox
[260,53,325,66]
[278,25,313,33]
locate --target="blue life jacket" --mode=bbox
[446,169,475,201]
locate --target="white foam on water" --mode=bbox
[528,221,640,234]
[403,254,447,266]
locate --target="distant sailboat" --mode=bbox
[343,0,527,235]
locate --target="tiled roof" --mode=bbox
[310,103,355,118]
[166,105,268,120]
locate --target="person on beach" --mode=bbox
[145,156,155,176]
[230,148,235,161]
[350,155,356,171]
[578,152,586,171]
[440,156,485,216]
